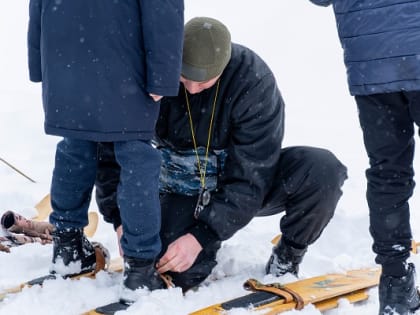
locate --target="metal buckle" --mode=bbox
[194,188,211,219]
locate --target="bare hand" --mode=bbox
[149,93,163,102]
[156,233,202,273]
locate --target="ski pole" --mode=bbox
[0,157,36,183]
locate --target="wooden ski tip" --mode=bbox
[314,289,370,312]
[33,194,52,221]
[271,234,282,245]
[412,240,419,254]
[84,212,99,238]
[108,257,124,273]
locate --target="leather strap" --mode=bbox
[244,278,305,310]
[160,273,175,289]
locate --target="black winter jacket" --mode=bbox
[156,43,284,241]
[96,43,285,245]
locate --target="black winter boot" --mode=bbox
[265,238,307,277]
[379,263,420,315]
[50,228,96,276]
[120,256,165,305]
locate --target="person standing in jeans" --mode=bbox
[27,0,184,304]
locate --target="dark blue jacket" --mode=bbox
[28,0,184,141]
[310,0,420,95]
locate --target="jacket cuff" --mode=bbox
[188,221,220,248]
[29,71,42,82]
[147,85,180,97]
[29,75,42,83]
[28,51,42,82]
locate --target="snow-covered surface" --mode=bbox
[0,1,419,314]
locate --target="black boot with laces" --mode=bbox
[119,256,165,305]
[379,263,420,315]
[50,228,96,276]
[265,237,307,277]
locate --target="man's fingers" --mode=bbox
[174,262,189,273]
[157,252,189,273]
[157,234,202,274]
[156,262,170,273]
[157,250,176,266]
[157,257,178,273]
[157,251,176,272]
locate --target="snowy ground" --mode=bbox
[0,1,419,315]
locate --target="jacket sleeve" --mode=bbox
[139,0,184,96]
[309,0,333,6]
[194,73,285,242]
[28,0,42,82]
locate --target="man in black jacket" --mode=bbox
[96,17,348,292]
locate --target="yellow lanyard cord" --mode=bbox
[184,79,220,189]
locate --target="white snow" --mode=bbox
[0,1,419,315]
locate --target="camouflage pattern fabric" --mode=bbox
[159,146,227,196]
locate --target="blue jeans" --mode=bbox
[50,138,161,259]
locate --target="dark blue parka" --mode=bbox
[310,0,420,96]
[28,0,184,141]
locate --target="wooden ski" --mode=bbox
[0,257,123,302]
[190,268,381,314]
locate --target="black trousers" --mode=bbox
[355,91,420,275]
[96,144,347,290]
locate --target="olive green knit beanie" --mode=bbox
[182,17,232,82]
